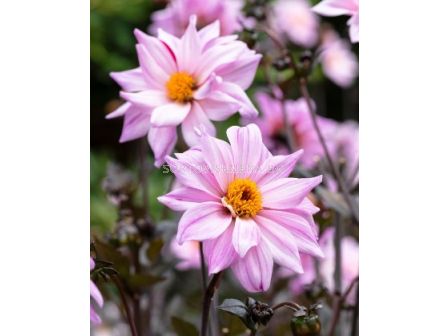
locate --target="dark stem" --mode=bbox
[334,214,342,294]
[250,329,257,336]
[298,75,359,224]
[139,139,149,216]
[112,275,139,336]
[199,242,207,292]
[131,245,142,335]
[328,277,359,336]
[272,301,301,312]
[201,272,223,336]
[350,284,359,336]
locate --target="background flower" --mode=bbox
[158,124,323,292]
[170,238,201,270]
[149,0,244,37]
[271,0,319,47]
[313,0,359,43]
[319,28,358,87]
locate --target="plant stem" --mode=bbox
[298,75,359,224]
[201,272,223,336]
[350,284,359,336]
[199,242,207,292]
[328,277,359,336]
[272,301,301,312]
[112,275,139,336]
[139,139,149,217]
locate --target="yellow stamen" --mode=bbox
[222,178,262,218]
[166,72,196,103]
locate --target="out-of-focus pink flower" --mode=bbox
[158,124,323,292]
[90,257,104,325]
[109,16,261,167]
[251,92,337,169]
[170,239,201,270]
[319,29,358,88]
[271,0,319,47]
[287,228,358,301]
[324,120,358,191]
[150,0,244,37]
[312,0,359,43]
[319,228,359,303]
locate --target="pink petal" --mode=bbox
[313,0,357,16]
[90,257,95,270]
[198,21,220,47]
[120,90,168,108]
[226,124,271,179]
[176,202,232,244]
[258,209,323,258]
[147,125,177,167]
[232,241,273,292]
[106,101,131,119]
[254,149,304,186]
[256,215,304,273]
[200,134,234,192]
[261,176,322,209]
[158,186,218,211]
[136,44,169,90]
[198,93,241,121]
[177,16,201,72]
[217,82,258,118]
[203,224,238,274]
[133,29,177,73]
[298,197,320,215]
[181,101,216,146]
[157,28,180,57]
[348,14,359,43]
[258,209,317,241]
[194,43,248,85]
[90,280,104,307]
[110,68,147,92]
[150,102,191,127]
[215,53,262,90]
[232,217,260,258]
[166,150,222,197]
[119,106,151,143]
[90,305,102,325]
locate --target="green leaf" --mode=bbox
[218,299,248,319]
[171,316,199,336]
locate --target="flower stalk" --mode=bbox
[112,275,139,336]
[201,272,223,336]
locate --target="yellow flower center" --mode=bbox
[166,72,196,103]
[222,178,262,218]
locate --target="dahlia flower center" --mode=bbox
[222,178,262,218]
[166,72,196,103]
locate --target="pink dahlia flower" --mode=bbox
[312,0,359,43]
[158,124,323,292]
[170,238,201,270]
[319,29,358,88]
[149,0,244,37]
[90,257,104,325]
[109,16,261,167]
[271,0,319,47]
[251,92,337,169]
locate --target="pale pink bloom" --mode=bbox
[324,120,359,191]
[319,228,359,303]
[158,124,323,292]
[287,228,358,301]
[150,0,244,37]
[90,257,104,325]
[319,29,358,87]
[170,239,201,270]
[271,0,319,47]
[109,16,261,167]
[313,0,359,43]
[251,92,337,169]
